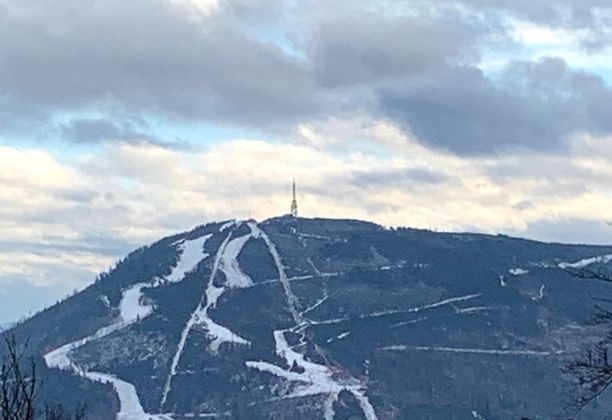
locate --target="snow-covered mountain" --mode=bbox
[4,216,612,419]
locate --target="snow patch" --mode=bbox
[218,233,255,288]
[254,224,304,324]
[381,345,563,356]
[337,331,350,340]
[247,225,378,419]
[323,392,339,420]
[98,295,111,308]
[161,224,257,408]
[87,372,156,420]
[45,231,215,419]
[312,293,482,326]
[119,283,153,323]
[531,284,545,301]
[219,220,235,231]
[558,254,612,269]
[165,234,212,283]
[247,329,371,405]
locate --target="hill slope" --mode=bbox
[5,216,612,419]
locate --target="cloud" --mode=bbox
[1,0,611,156]
[0,0,325,128]
[312,12,478,88]
[2,0,612,323]
[60,118,149,144]
[2,116,612,320]
[380,57,612,155]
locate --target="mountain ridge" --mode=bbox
[4,216,612,419]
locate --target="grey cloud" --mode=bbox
[1,0,611,156]
[444,0,612,51]
[56,188,100,204]
[60,118,149,144]
[0,0,324,128]
[312,12,478,88]
[349,167,452,188]
[380,58,612,155]
[445,0,612,25]
[512,200,534,211]
[59,117,192,148]
[0,235,133,258]
[0,0,492,137]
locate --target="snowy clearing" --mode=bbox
[161,223,256,408]
[558,254,612,269]
[165,234,212,283]
[247,224,378,419]
[45,231,215,419]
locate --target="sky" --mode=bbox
[1,0,612,323]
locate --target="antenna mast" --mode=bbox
[290,178,298,218]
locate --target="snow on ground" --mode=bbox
[45,231,215,419]
[323,392,339,420]
[119,283,154,323]
[453,306,498,314]
[196,224,258,349]
[558,254,612,269]
[531,284,545,301]
[248,225,379,419]
[509,268,529,276]
[297,233,334,241]
[165,234,212,283]
[337,331,350,340]
[219,220,235,231]
[195,305,250,353]
[255,224,304,324]
[254,335,375,417]
[312,293,483,325]
[246,328,375,416]
[218,232,255,288]
[161,223,256,408]
[87,372,149,420]
[45,285,162,420]
[380,345,563,356]
[44,320,132,372]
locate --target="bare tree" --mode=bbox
[1,333,37,420]
[563,268,612,416]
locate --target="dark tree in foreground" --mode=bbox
[1,333,37,420]
[563,269,612,416]
[1,333,86,420]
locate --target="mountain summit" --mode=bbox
[5,217,612,419]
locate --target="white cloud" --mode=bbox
[167,0,222,16]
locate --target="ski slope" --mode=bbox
[44,233,214,420]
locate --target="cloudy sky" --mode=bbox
[2,0,612,323]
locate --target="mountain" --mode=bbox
[4,216,612,419]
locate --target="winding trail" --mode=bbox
[44,221,381,419]
[160,222,259,409]
[44,234,214,420]
[248,225,379,420]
